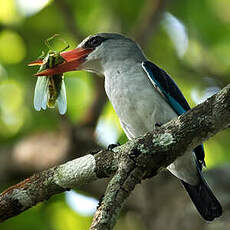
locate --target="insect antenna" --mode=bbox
[45,34,70,52]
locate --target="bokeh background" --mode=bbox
[1,0,230,229]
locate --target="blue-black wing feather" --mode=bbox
[142,61,190,113]
[142,61,204,168]
[142,61,222,220]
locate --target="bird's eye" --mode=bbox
[84,36,105,48]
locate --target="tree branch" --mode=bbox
[91,161,143,230]
[133,0,169,47]
[1,83,230,227]
[81,77,108,128]
[0,152,116,222]
[55,0,84,41]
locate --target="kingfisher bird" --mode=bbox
[37,33,222,221]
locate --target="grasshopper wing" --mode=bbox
[57,77,67,115]
[34,76,49,111]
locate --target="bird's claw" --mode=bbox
[107,143,120,151]
[155,122,162,127]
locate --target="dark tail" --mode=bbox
[181,173,222,221]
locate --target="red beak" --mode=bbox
[28,59,44,66]
[34,47,93,76]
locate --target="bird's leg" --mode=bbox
[107,143,121,151]
[155,122,163,128]
[90,148,102,155]
[97,194,105,208]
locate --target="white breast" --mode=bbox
[104,62,199,185]
[104,62,177,138]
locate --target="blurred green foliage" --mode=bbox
[1,0,230,229]
[0,193,92,230]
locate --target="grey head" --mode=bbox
[77,33,146,75]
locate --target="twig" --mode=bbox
[81,77,108,128]
[133,0,169,47]
[55,0,84,41]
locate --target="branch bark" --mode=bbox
[0,152,116,222]
[1,83,230,228]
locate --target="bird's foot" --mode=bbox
[97,194,104,208]
[155,122,163,128]
[107,143,120,151]
[91,148,101,155]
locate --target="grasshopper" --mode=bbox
[29,35,69,115]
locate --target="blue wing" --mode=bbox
[142,61,205,169]
[142,61,190,115]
